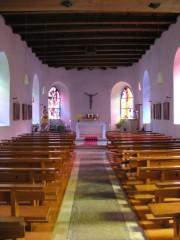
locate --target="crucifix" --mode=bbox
[84,92,98,109]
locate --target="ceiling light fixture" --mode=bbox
[61,0,73,7]
[149,2,161,9]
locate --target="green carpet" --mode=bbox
[66,151,138,240]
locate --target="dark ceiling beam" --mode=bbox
[47,62,134,67]
[32,45,148,53]
[1,12,178,25]
[37,52,144,57]
[29,39,154,48]
[0,2,178,69]
[39,55,141,60]
[11,25,169,34]
[21,32,159,41]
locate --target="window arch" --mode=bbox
[174,47,180,124]
[120,87,134,119]
[142,71,151,124]
[48,86,61,119]
[0,52,10,126]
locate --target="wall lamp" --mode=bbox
[166,96,171,99]
[61,0,73,7]
[149,2,161,9]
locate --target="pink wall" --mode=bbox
[0,14,180,140]
[137,16,180,137]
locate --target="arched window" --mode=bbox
[120,87,134,119]
[48,86,61,119]
[174,47,180,124]
[0,52,10,126]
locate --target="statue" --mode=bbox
[40,106,49,131]
[84,92,98,109]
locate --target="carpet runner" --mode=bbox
[83,136,98,146]
[66,150,146,240]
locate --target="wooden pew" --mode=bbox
[154,188,180,203]
[145,188,180,221]
[138,166,180,184]
[0,149,69,159]
[0,167,61,201]
[148,202,180,239]
[0,167,59,183]
[122,149,180,159]
[110,150,180,179]
[0,216,25,240]
[0,157,63,168]
[156,181,180,188]
[133,167,180,202]
[0,184,51,230]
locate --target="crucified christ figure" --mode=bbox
[84,92,98,109]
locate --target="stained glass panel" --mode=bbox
[48,86,61,119]
[120,87,134,119]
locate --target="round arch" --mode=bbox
[142,70,151,124]
[48,81,70,124]
[32,74,40,124]
[173,47,180,124]
[0,52,10,126]
[110,81,132,131]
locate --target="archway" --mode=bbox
[173,47,180,124]
[0,52,10,126]
[111,81,132,131]
[142,71,151,126]
[32,74,40,124]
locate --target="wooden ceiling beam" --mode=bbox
[12,25,169,34]
[29,39,154,48]
[2,12,178,25]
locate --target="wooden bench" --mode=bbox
[154,188,180,203]
[138,166,180,184]
[0,216,25,240]
[0,167,59,183]
[0,149,70,159]
[148,202,180,238]
[0,184,51,230]
[0,167,61,201]
[134,168,180,202]
[156,181,180,188]
[122,149,180,160]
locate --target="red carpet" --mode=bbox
[84,136,98,146]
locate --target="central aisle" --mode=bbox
[51,149,146,240]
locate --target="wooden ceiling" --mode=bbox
[0,0,179,70]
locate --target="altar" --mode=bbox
[75,121,106,139]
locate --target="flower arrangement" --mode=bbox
[115,122,122,129]
[115,116,128,130]
[32,123,39,132]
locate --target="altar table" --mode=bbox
[75,121,106,139]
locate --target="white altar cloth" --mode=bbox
[75,121,106,139]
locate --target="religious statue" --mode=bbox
[84,92,98,109]
[40,106,49,131]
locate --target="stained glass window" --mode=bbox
[120,87,134,119]
[48,86,61,119]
